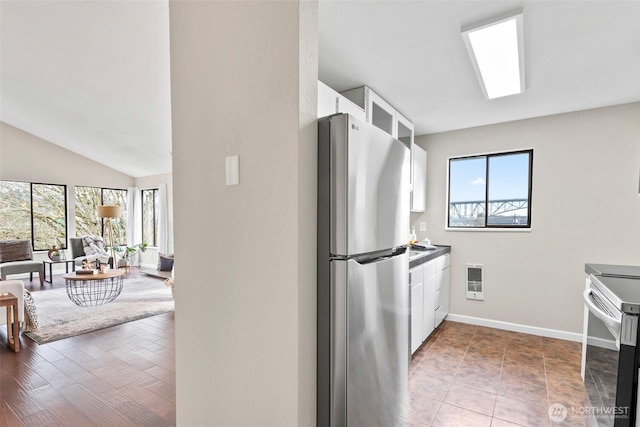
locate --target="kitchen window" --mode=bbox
[447,149,532,229]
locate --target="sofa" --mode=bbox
[0,240,44,286]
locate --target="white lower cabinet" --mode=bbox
[410,253,451,355]
[435,266,450,327]
[421,259,436,342]
[410,267,424,354]
[443,266,450,315]
[422,273,435,341]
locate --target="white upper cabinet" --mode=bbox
[339,86,414,148]
[332,85,420,208]
[317,81,366,121]
[337,95,367,121]
[396,111,414,149]
[318,81,339,118]
[411,145,426,212]
[367,89,395,136]
[396,111,416,195]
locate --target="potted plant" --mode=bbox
[112,243,148,269]
[48,246,61,261]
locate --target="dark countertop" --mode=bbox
[409,245,451,269]
[585,263,640,279]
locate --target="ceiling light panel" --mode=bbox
[462,10,525,100]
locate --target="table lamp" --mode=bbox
[97,205,121,265]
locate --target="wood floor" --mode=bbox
[0,270,176,426]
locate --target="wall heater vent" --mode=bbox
[466,264,484,301]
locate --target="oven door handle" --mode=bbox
[583,288,622,346]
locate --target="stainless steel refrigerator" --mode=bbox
[317,113,410,427]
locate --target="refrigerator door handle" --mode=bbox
[391,246,408,256]
[352,246,407,265]
[355,254,393,265]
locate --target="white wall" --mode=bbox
[170,1,317,425]
[0,121,135,273]
[0,124,176,263]
[412,102,640,334]
[0,121,134,188]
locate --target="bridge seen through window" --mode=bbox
[448,150,533,229]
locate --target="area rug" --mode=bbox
[25,275,174,344]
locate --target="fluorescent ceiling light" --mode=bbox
[462,10,525,99]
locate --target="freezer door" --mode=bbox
[329,253,409,427]
[328,114,410,256]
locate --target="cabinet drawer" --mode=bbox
[423,260,437,280]
[409,267,423,285]
[435,254,450,271]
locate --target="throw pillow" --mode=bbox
[158,253,174,271]
[0,240,33,262]
[23,289,39,332]
[82,235,108,256]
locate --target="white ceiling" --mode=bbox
[0,0,172,178]
[319,0,640,134]
[1,1,639,177]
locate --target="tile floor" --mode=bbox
[407,321,590,426]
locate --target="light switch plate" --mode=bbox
[226,155,239,185]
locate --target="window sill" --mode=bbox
[445,227,532,232]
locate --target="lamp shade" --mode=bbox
[97,205,121,218]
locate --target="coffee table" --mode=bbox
[63,270,126,306]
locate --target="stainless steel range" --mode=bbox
[582,264,640,427]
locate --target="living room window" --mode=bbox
[75,186,127,244]
[448,149,533,229]
[142,188,158,247]
[102,188,127,245]
[0,180,68,250]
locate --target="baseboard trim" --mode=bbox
[586,336,617,351]
[139,263,157,269]
[446,313,583,343]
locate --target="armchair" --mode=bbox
[0,239,44,286]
